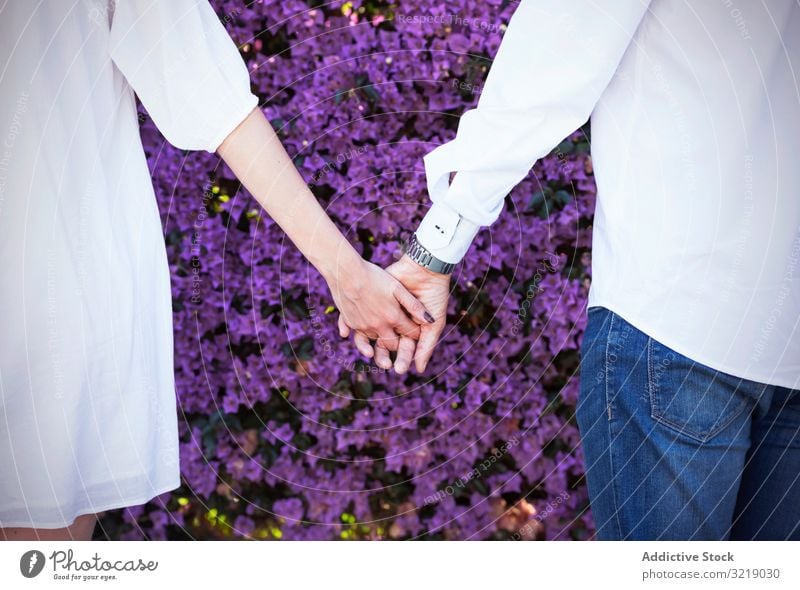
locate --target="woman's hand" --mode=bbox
[328,258,436,365]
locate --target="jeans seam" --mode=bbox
[653,396,750,443]
[603,311,624,538]
[604,312,617,422]
[647,336,656,413]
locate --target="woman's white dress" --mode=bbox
[0,0,257,528]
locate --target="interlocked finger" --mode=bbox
[375,329,401,353]
[393,335,416,374]
[373,341,392,370]
[353,331,374,358]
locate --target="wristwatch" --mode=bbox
[402,232,457,275]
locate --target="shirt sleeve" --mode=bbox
[415,0,653,264]
[108,0,259,153]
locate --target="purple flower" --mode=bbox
[112,0,596,542]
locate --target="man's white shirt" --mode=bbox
[414,0,800,389]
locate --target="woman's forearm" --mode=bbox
[214,106,435,362]
[216,107,361,285]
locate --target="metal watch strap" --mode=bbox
[403,233,457,275]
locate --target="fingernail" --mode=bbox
[424,311,435,324]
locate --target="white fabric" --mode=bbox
[415,0,800,389]
[0,0,258,528]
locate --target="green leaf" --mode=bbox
[354,379,373,400]
[527,190,545,210]
[362,83,380,103]
[555,139,575,155]
[554,190,573,205]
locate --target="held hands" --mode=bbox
[333,254,451,374]
[326,256,432,360]
[215,110,451,375]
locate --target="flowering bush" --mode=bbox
[103,0,598,540]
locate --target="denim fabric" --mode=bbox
[576,306,800,540]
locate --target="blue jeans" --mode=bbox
[576,306,800,540]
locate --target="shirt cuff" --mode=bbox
[415,201,480,265]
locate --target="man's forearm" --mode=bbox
[414,0,652,266]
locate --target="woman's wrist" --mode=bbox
[314,241,367,293]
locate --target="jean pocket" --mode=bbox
[647,337,752,443]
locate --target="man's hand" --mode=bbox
[384,254,451,374]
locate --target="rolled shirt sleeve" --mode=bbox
[109,0,259,152]
[415,0,653,264]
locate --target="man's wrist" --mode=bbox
[402,232,458,275]
[396,253,449,279]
